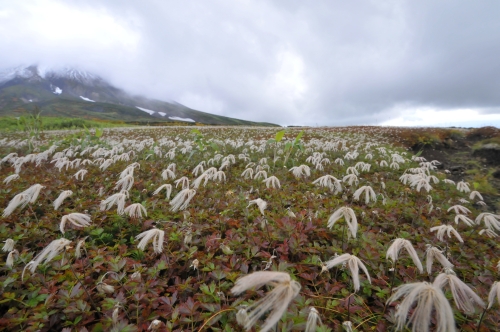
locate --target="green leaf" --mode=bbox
[275,130,285,142]
[2,277,16,288]
[73,316,83,325]
[83,124,90,135]
[27,294,48,307]
[200,283,212,295]
[294,130,304,144]
[188,246,198,257]
[95,128,103,138]
[2,292,16,300]
[91,228,104,236]
[156,260,168,271]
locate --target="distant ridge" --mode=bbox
[0,65,278,126]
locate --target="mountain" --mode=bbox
[0,65,278,126]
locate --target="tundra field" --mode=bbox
[0,125,499,332]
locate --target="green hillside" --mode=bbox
[0,67,279,127]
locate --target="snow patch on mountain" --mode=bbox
[52,68,101,84]
[158,112,166,116]
[169,116,195,122]
[53,86,62,95]
[80,96,95,102]
[0,65,35,83]
[136,106,155,115]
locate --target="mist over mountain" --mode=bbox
[0,65,277,126]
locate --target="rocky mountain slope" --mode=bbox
[0,65,277,126]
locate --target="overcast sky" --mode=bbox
[1,0,500,127]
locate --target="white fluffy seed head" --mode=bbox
[387,282,456,332]
[488,281,500,309]
[386,238,423,273]
[247,198,267,216]
[124,203,147,219]
[2,238,15,252]
[433,270,485,313]
[22,238,72,281]
[135,228,165,254]
[53,190,73,210]
[327,207,358,238]
[2,193,30,217]
[324,253,371,291]
[231,271,301,332]
[60,213,91,234]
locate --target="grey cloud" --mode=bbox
[1,0,499,126]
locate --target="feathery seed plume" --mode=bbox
[263,176,280,189]
[114,174,134,191]
[3,174,20,185]
[2,238,15,252]
[386,238,423,273]
[174,176,190,189]
[97,282,115,294]
[305,307,322,332]
[312,175,342,193]
[342,174,359,186]
[53,190,73,210]
[161,168,176,180]
[425,245,453,274]
[153,184,172,199]
[447,205,471,215]
[353,185,377,204]
[22,238,72,281]
[433,268,485,313]
[136,228,165,254]
[430,224,463,243]
[147,319,163,331]
[75,237,87,259]
[192,173,211,189]
[241,168,254,179]
[342,321,354,332]
[387,282,456,332]
[488,281,500,309]
[100,192,128,215]
[475,213,500,235]
[454,214,474,227]
[2,193,30,217]
[60,213,92,234]
[254,170,268,180]
[247,198,267,216]
[170,188,196,212]
[73,169,88,181]
[456,180,470,193]
[124,203,147,218]
[327,207,358,238]
[23,184,45,204]
[6,249,19,268]
[469,190,483,201]
[324,253,371,291]
[231,271,301,332]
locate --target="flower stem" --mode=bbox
[340,222,347,251]
[67,253,102,318]
[476,308,488,332]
